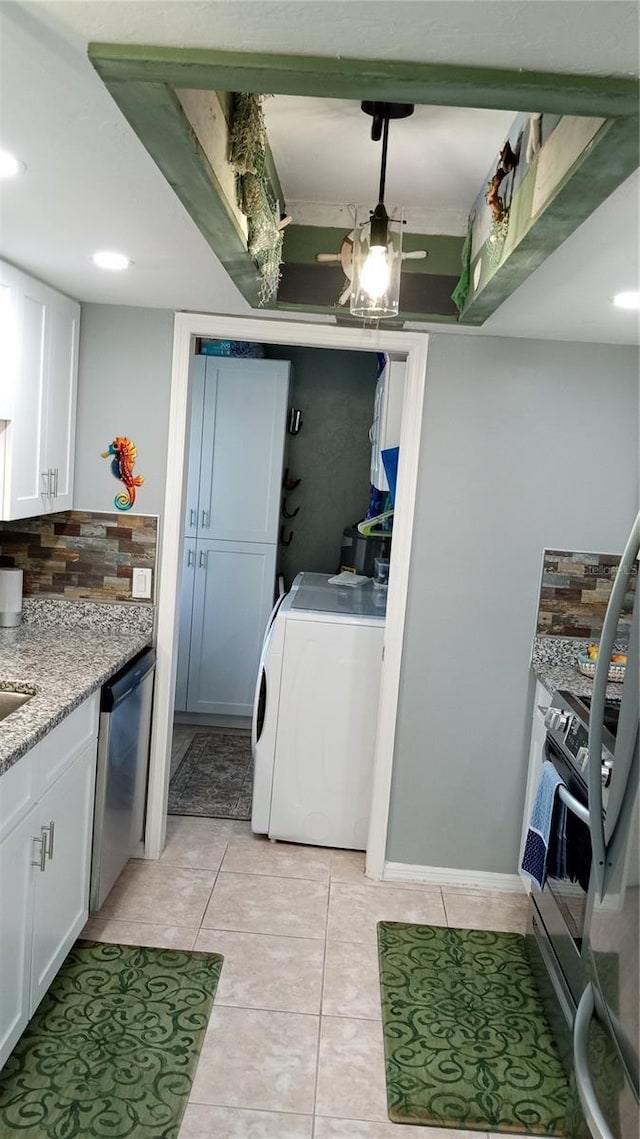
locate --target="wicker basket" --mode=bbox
[577,650,626,683]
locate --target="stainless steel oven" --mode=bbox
[527,690,617,1058]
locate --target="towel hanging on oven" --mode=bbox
[521,760,565,890]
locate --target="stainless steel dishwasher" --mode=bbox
[90,647,156,912]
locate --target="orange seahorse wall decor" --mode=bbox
[101,436,144,511]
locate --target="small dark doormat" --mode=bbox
[169,731,253,820]
[377,923,574,1135]
[0,940,223,1139]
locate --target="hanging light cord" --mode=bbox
[378,111,390,203]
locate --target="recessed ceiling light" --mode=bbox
[613,291,640,310]
[92,251,131,271]
[0,149,25,178]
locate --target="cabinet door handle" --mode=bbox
[32,832,47,872]
[199,549,207,569]
[44,821,55,859]
[190,508,197,528]
[41,471,51,497]
[187,548,194,568]
[53,468,59,497]
[201,510,209,530]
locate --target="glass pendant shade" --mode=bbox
[350,204,403,318]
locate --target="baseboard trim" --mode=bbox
[174,712,251,730]
[383,861,524,893]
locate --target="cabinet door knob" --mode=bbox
[32,832,47,872]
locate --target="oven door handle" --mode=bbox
[543,740,590,826]
[557,784,590,826]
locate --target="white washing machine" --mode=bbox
[251,572,386,850]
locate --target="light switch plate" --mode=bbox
[132,567,152,599]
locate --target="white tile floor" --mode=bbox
[81,815,535,1139]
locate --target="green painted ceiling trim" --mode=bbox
[106,79,262,306]
[462,115,639,323]
[283,226,464,276]
[88,43,640,118]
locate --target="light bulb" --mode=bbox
[359,245,391,302]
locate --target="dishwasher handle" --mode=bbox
[101,648,156,712]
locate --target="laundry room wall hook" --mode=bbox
[279,526,294,546]
[282,498,300,519]
[282,467,301,491]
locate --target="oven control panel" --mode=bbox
[560,712,613,785]
[565,716,589,765]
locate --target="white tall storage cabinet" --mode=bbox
[175,355,290,718]
[370,357,405,492]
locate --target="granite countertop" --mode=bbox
[0,599,154,776]
[531,636,625,701]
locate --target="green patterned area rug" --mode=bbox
[0,941,223,1139]
[377,923,573,1135]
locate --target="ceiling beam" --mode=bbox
[89,43,640,118]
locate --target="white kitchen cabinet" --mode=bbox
[0,259,80,520]
[30,744,96,1011]
[0,695,98,1068]
[518,679,552,892]
[186,539,277,716]
[0,807,34,1069]
[175,355,290,716]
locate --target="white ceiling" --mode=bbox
[0,1,638,344]
[263,97,515,233]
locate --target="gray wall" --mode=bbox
[386,334,639,874]
[265,345,379,586]
[73,307,640,875]
[74,305,174,517]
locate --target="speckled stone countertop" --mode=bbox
[531,636,625,701]
[0,600,154,776]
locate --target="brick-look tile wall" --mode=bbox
[0,510,157,603]
[536,549,636,638]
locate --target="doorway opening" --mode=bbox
[168,340,387,825]
[146,313,429,881]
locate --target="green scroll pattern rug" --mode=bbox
[377,923,573,1135]
[0,940,223,1139]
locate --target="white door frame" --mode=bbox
[145,311,429,879]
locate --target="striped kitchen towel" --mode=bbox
[521,760,565,889]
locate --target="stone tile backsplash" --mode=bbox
[536,548,636,639]
[0,510,157,603]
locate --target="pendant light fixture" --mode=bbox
[350,101,414,319]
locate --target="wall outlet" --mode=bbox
[132,567,152,599]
